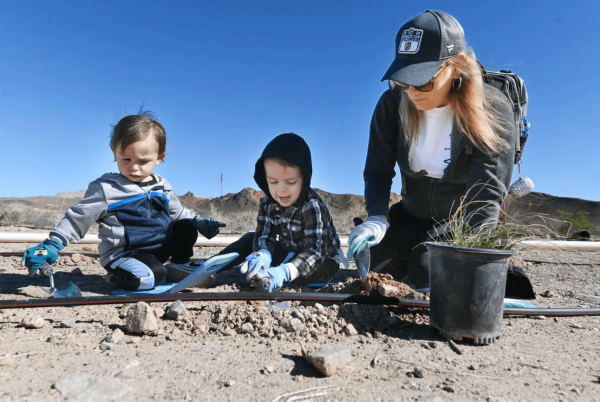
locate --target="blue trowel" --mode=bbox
[164,252,239,294]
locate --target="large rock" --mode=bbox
[125,302,158,335]
[304,346,352,377]
[53,374,128,401]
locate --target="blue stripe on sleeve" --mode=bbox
[107,194,147,211]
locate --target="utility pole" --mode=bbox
[220,173,224,214]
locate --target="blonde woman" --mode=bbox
[347,10,516,288]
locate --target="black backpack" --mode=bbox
[480,64,530,165]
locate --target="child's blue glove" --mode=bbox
[258,264,290,292]
[240,250,272,281]
[21,238,64,277]
[194,216,225,239]
[347,216,390,259]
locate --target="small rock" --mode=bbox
[413,366,426,378]
[344,324,358,336]
[100,341,113,351]
[271,309,283,320]
[553,317,559,323]
[239,322,254,334]
[107,328,124,344]
[166,300,187,321]
[280,317,304,333]
[125,302,159,335]
[468,364,477,371]
[570,324,584,329]
[71,268,84,276]
[371,355,380,367]
[21,315,45,329]
[531,315,546,320]
[540,290,554,298]
[428,341,437,349]
[443,385,455,393]
[314,303,325,314]
[292,310,306,322]
[378,283,400,297]
[216,380,234,388]
[82,327,93,334]
[304,345,352,377]
[60,319,75,328]
[264,365,275,373]
[421,342,432,350]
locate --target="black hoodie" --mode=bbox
[254,133,312,209]
[251,133,342,278]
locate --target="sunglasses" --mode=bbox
[391,64,448,93]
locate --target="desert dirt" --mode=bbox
[1,226,600,402]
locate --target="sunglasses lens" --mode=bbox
[415,82,434,92]
[392,80,434,92]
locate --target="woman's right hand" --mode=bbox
[347,216,390,259]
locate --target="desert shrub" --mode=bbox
[0,210,20,226]
[556,210,594,235]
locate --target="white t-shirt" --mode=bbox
[408,105,453,179]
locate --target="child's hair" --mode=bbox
[110,110,167,156]
[264,157,298,169]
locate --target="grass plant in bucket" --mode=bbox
[424,189,546,345]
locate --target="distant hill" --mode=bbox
[178,187,403,217]
[2,188,598,236]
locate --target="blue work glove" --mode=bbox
[256,264,290,292]
[21,238,64,277]
[347,216,390,259]
[194,216,225,240]
[239,250,272,281]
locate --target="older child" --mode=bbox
[22,111,223,291]
[219,133,347,292]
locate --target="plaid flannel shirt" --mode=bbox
[253,189,341,278]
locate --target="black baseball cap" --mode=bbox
[381,10,465,86]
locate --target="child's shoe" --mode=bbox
[165,261,215,288]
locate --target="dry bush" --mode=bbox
[0,204,61,229]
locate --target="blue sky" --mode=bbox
[1,0,599,201]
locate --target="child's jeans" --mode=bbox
[218,232,340,285]
[104,219,198,290]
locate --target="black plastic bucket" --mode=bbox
[424,242,514,344]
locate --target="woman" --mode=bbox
[347,10,516,288]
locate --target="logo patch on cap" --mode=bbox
[398,28,423,54]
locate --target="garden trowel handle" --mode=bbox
[39,263,55,288]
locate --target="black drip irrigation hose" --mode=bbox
[1,291,600,317]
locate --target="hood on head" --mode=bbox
[254,133,312,208]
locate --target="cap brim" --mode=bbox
[380,59,445,86]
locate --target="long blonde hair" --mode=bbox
[398,50,509,154]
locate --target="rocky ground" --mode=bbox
[1,226,600,401]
